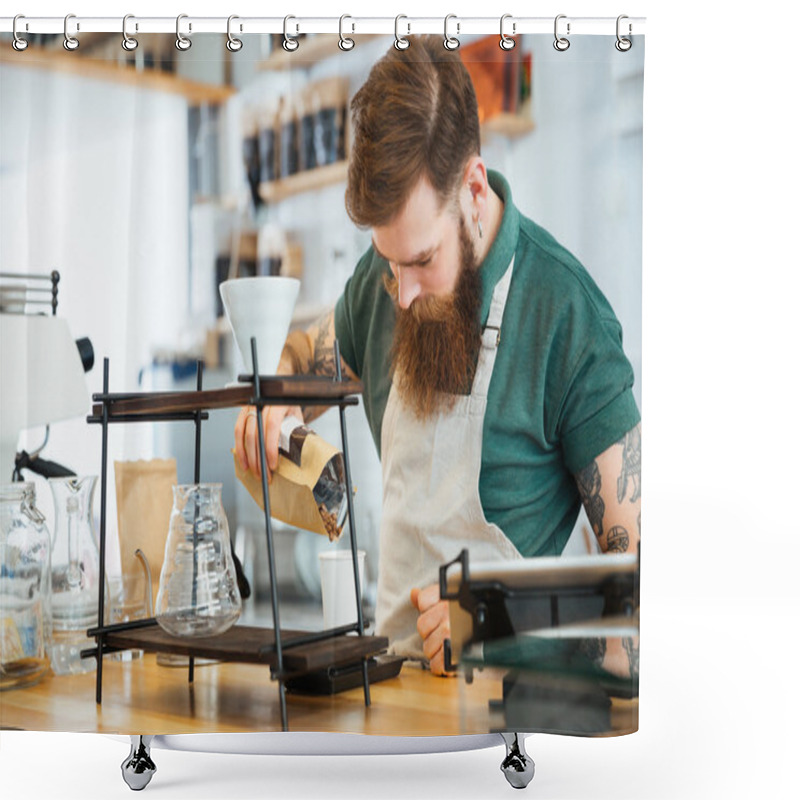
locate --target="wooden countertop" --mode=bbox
[0,655,637,736]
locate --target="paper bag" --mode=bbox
[233,418,346,541]
[114,459,177,601]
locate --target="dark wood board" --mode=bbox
[91,376,363,418]
[104,624,388,676]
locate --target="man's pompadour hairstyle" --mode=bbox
[345,35,481,228]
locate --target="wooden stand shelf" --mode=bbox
[104,623,389,677]
[86,353,371,731]
[89,375,363,419]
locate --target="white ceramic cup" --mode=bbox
[319,549,367,630]
[219,276,300,375]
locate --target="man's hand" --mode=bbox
[234,402,302,482]
[410,584,457,677]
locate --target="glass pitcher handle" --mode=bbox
[135,548,154,616]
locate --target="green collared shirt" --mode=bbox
[335,171,639,556]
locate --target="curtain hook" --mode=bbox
[63,13,79,51]
[283,15,299,52]
[122,14,138,52]
[12,15,29,51]
[339,14,355,51]
[443,14,460,51]
[227,15,243,52]
[175,14,192,51]
[394,15,410,50]
[615,15,632,52]
[499,14,516,51]
[554,14,570,51]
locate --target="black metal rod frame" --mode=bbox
[86,340,370,732]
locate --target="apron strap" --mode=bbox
[473,256,515,397]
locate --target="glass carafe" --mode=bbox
[155,484,241,637]
[49,476,104,675]
[0,482,52,690]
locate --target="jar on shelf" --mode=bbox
[257,101,279,185]
[241,108,262,209]
[0,482,52,690]
[155,484,241,638]
[49,475,105,676]
[313,76,349,167]
[278,96,299,179]
[299,86,318,173]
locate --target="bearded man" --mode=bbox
[234,36,641,679]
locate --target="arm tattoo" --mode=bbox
[617,425,641,503]
[301,312,337,421]
[579,637,607,667]
[606,526,630,553]
[309,313,338,379]
[576,460,605,539]
[623,637,640,678]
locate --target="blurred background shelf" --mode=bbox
[482,113,536,139]
[0,47,235,106]
[258,34,383,71]
[258,161,349,204]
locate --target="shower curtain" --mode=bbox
[0,18,643,749]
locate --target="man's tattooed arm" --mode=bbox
[573,424,641,682]
[574,423,641,555]
[576,460,605,540]
[279,309,358,422]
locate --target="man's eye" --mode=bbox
[418,257,432,267]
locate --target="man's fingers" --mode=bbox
[416,600,449,641]
[234,408,249,470]
[414,583,441,614]
[245,408,264,478]
[265,406,285,475]
[421,619,450,662]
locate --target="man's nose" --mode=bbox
[396,268,421,309]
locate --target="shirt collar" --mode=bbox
[479,170,520,325]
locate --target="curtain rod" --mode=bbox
[0,16,646,37]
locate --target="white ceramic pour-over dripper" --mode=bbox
[219,276,300,377]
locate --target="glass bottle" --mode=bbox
[49,476,104,675]
[155,484,241,637]
[0,482,52,690]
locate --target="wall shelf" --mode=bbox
[259,160,349,204]
[482,113,536,140]
[0,48,235,107]
[259,34,383,71]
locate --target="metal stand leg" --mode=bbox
[121,735,156,791]
[250,338,288,731]
[500,732,535,790]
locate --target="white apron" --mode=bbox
[376,256,524,660]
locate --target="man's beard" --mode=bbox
[383,215,482,420]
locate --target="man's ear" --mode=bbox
[461,156,489,222]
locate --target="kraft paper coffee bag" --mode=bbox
[234,417,348,541]
[114,458,177,599]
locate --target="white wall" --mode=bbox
[0,64,190,543]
